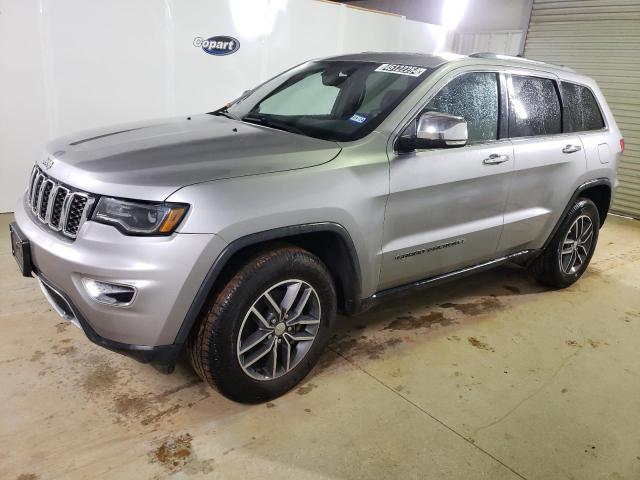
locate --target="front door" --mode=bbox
[379,71,513,290]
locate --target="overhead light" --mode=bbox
[441,0,469,31]
[230,0,287,39]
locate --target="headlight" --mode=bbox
[92,197,188,235]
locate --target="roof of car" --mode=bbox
[323,52,455,68]
[322,51,578,76]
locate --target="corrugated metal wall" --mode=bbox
[452,30,524,56]
[524,0,640,218]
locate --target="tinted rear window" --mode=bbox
[561,82,605,132]
[509,75,561,138]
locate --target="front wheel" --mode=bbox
[530,197,600,288]
[188,246,336,403]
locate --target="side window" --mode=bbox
[424,72,498,143]
[508,75,561,138]
[561,82,605,132]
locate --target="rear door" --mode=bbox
[560,80,612,194]
[379,69,514,290]
[497,72,587,254]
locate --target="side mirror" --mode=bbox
[397,111,468,153]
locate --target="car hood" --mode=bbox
[41,114,342,200]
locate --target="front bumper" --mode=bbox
[14,195,226,365]
[36,273,181,367]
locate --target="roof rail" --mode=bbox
[469,52,517,59]
[468,52,576,73]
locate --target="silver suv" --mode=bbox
[10,52,622,402]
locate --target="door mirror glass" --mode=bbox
[398,111,468,152]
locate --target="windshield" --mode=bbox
[223,61,431,142]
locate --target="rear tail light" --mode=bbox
[620,138,625,153]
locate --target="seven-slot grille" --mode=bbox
[27,166,95,239]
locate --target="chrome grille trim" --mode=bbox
[31,172,44,214]
[26,166,95,239]
[49,185,69,231]
[38,180,55,221]
[63,192,91,237]
[27,168,39,201]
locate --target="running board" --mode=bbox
[368,249,538,302]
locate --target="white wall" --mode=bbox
[0,0,448,212]
[344,0,532,32]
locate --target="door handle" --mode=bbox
[562,144,582,154]
[483,153,510,165]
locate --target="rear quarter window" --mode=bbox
[560,82,605,132]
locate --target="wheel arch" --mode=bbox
[578,183,611,227]
[543,178,612,250]
[173,222,363,346]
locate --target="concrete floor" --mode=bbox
[1,213,640,480]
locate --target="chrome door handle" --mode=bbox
[562,144,582,154]
[483,153,510,165]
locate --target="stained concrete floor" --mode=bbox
[1,212,640,480]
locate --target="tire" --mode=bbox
[188,245,337,403]
[530,197,600,288]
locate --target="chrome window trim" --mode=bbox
[507,128,611,143]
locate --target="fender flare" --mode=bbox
[542,177,612,250]
[173,222,362,346]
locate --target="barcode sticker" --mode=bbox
[374,64,427,77]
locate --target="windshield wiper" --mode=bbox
[209,106,238,120]
[242,114,307,136]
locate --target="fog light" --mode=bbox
[82,279,136,307]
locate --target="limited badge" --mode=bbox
[375,64,427,77]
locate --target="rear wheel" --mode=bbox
[188,246,336,403]
[530,198,600,288]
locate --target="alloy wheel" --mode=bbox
[236,279,321,381]
[559,214,594,275]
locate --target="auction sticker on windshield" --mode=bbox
[349,114,367,124]
[375,64,426,77]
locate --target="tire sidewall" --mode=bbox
[207,249,336,402]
